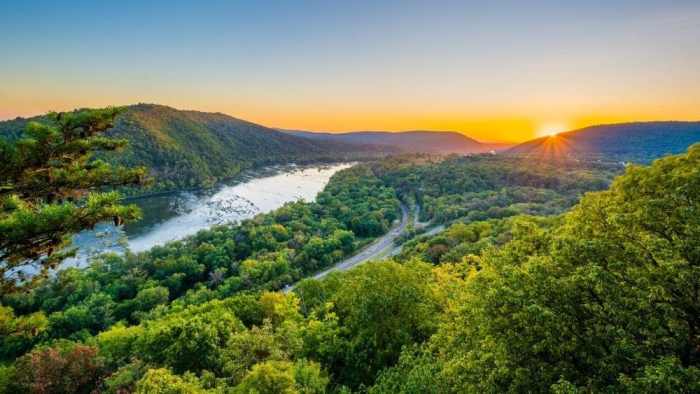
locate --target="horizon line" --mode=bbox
[2,102,699,145]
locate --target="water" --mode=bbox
[66,163,352,267]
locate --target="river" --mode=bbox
[65,162,353,267]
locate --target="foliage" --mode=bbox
[315,261,438,388]
[234,359,328,394]
[14,341,104,394]
[2,145,700,392]
[0,108,146,292]
[0,164,399,348]
[0,104,389,194]
[371,144,700,392]
[107,104,386,193]
[135,368,207,394]
[0,305,48,360]
[396,215,559,265]
[371,154,618,226]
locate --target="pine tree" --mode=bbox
[0,107,147,293]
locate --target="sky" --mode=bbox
[1,0,699,142]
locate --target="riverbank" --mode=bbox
[119,157,374,201]
[68,162,355,267]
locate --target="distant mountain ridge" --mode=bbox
[0,104,391,192]
[283,129,510,154]
[507,121,700,162]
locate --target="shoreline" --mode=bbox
[120,158,366,202]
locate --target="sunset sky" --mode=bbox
[1,0,699,142]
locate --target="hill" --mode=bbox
[0,104,391,192]
[3,147,698,392]
[283,129,509,154]
[507,121,700,162]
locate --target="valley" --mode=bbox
[3,3,700,391]
[65,163,353,268]
[2,108,700,393]
[0,105,390,195]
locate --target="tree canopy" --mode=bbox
[1,142,698,392]
[0,108,146,292]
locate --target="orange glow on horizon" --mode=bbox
[536,122,569,138]
[2,97,699,143]
[515,133,577,160]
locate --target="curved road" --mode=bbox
[284,203,409,292]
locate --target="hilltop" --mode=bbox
[283,129,510,154]
[508,121,700,162]
[0,104,391,191]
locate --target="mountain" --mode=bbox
[283,130,510,154]
[0,104,391,192]
[508,121,700,162]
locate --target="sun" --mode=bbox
[536,122,569,138]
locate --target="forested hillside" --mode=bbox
[284,130,509,154]
[6,148,675,392]
[3,1,698,392]
[372,154,619,224]
[1,111,697,392]
[0,163,399,358]
[0,105,391,193]
[508,121,700,162]
[372,145,700,392]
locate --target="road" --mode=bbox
[283,203,409,292]
[312,203,409,280]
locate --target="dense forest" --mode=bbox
[0,104,390,194]
[1,110,698,392]
[371,154,619,224]
[284,130,509,154]
[0,162,399,353]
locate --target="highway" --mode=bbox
[283,203,409,292]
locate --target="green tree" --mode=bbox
[0,108,146,292]
[376,145,700,392]
[319,261,439,388]
[134,300,244,374]
[135,368,207,394]
[0,305,48,360]
[234,360,328,394]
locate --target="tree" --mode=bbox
[134,300,244,374]
[233,360,328,394]
[377,145,700,393]
[325,261,439,388]
[128,286,170,321]
[135,368,206,394]
[0,305,48,360]
[0,107,146,293]
[14,341,105,394]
